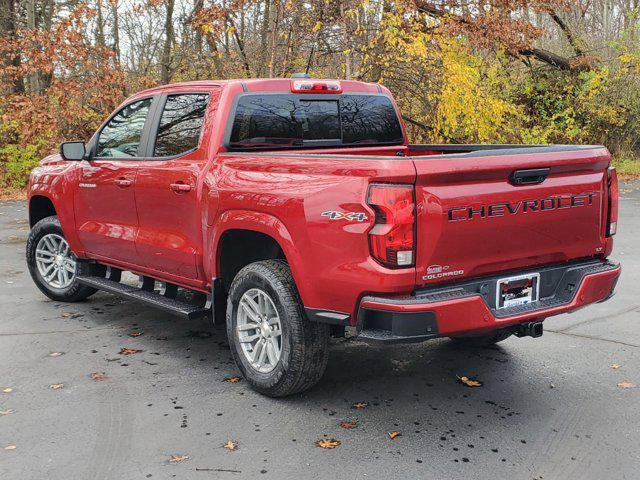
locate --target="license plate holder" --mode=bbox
[496,273,540,309]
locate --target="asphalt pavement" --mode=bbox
[1,182,639,480]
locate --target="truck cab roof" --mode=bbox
[134,78,388,96]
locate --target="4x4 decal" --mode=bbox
[321,211,368,222]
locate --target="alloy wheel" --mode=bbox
[236,288,283,373]
[35,233,77,289]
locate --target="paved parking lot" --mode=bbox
[1,183,639,480]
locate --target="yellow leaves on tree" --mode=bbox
[434,39,519,143]
[360,11,522,144]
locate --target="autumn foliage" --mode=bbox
[1,0,639,189]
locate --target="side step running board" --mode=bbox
[77,275,210,320]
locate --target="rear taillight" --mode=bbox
[607,166,618,236]
[367,184,415,268]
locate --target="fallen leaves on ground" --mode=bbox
[2,388,12,393]
[49,383,64,390]
[352,402,368,409]
[223,440,238,451]
[119,348,142,355]
[61,312,72,318]
[129,332,143,337]
[169,455,188,463]
[316,439,341,449]
[0,409,14,416]
[458,376,482,387]
[224,376,241,383]
[388,431,401,439]
[618,382,636,389]
[611,364,622,369]
[48,352,64,357]
[90,372,107,381]
[340,421,358,429]
[4,445,16,450]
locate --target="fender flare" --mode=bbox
[205,209,310,303]
[28,176,85,256]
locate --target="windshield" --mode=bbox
[229,94,404,150]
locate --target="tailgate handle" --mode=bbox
[510,168,550,186]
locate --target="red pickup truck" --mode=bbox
[26,77,621,396]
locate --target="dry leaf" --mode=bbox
[169,454,188,463]
[618,382,636,389]
[90,372,107,381]
[4,445,16,450]
[388,431,401,439]
[50,383,64,390]
[129,332,143,337]
[316,439,341,449]
[340,421,358,429]
[225,376,241,383]
[119,348,142,355]
[48,352,64,357]
[223,440,237,451]
[0,409,14,416]
[61,312,72,318]
[611,364,621,369]
[2,388,12,393]
[352,402,368,409]
[458,376,482,387]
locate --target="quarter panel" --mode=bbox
[208,153,417,319]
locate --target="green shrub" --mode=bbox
[0,143,45,189]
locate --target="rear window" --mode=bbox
[229,94,404,149]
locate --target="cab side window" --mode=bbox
[153,94,209,157]
[97,98,152,158]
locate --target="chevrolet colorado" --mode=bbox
[26,77,621,396]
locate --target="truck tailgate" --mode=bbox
[413,146,611,287]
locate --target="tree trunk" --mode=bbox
[96,0,106,49]
[25,0,41,94]
[0,0,23,93]
[268,1,280,77]
[258,0,271,76]
[192,0,204,54]
[111,0,121,64]
[161,0,175,84]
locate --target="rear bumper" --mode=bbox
[356,260,621,344]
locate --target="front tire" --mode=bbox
[26,215,102,302]
[226,260,329,397]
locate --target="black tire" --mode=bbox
[26,215,103,302]
[449,330,513,347]
[226,260,330,397]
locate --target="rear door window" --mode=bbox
[230,96,303,148]
[229,94,403,149]
[153,93,209,157]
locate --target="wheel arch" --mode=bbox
[207,210,308,303]
[29,195,57,227]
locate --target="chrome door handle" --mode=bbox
[115,178,133,188]
[170,183,192,193]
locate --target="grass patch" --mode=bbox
[613,154,640,180]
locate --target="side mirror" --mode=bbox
[60,141,86,161]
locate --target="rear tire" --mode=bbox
[26,215,103,302]
[449,330,512,347]
[226,260,329,397]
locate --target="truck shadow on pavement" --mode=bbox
[70,290,553,462]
